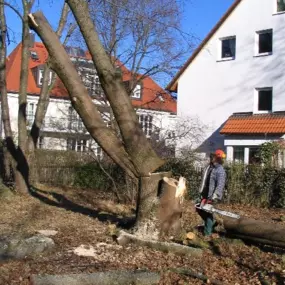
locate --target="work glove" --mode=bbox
[200,198,207,207]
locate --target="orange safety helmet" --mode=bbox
[214,149,226,159]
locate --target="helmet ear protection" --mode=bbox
[214,149,226,159]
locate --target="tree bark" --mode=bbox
[65,0,164,176]
[27,3,72,184]
[222,216,285,248]
[16,0,34,194]
[30,271,161,285]
[28,3,70,152]
[28,11,138,179]
[117,230,202,258]
[135,172,171,229]
[0,1,17,183]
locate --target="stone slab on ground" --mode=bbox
[0,235,55,261]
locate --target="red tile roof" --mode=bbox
[166,0,242,92]
[6,42,176,114]
[220,112,285,134]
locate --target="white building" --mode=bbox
[167,0,285,164]
[3,39,177,157]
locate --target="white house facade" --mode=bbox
[167,0,285,164]
[2,40,177,157]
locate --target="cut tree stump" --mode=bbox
[29,270,160,285]
[182,232,211,249]
[117,230,202,257]
[222,216,285,248]
[133,173,186,240]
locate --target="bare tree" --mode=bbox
[28,0,170,233]
[86,0,194,90]
[0,1,74,192]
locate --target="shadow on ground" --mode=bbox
[29,187,135,229]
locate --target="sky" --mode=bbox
[4,0,235,85]
[6,0,235,53]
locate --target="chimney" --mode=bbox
[29,32,35,48]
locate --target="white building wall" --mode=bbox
[4,93,176,152]
[177,0,285,153]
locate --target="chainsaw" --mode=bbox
[195,203,240,220]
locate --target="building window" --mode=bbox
[256,30,273,55]
[65,46,85,57]
[81,69,103,97]
[37,68,52,87]
[233,147,244,163]
[249,147,260,164]
[67,138,87,152]
[68,106,85,131]
[138,114,153,137]
[132,84,142,99]
[255,88,273,112]
[220,36,236,59]
[27,102,37,126]
[30,50,39,60]
[277,0,285,12]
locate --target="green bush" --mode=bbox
[160,158,285,208]
[74,163,112,190]
[74,162,126,192]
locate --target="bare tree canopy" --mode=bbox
[73,0,194,86]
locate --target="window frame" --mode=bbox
[274,0,285,14]
[218,36,236,61]
[254,87,273,114]
[233,146,244,163]
[255,29,273,56]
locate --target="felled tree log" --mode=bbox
[117,230,202,257]
[30,270,160,285]
[222,216,285,248]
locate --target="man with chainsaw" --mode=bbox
[196,149,227,237]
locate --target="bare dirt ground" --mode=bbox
[0,184,284,285]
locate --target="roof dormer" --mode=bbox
[32,65,52,87]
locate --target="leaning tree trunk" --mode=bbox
[28,12,139,179]
[65,0,164,176]
[27,3,72,184]
[28,11,175,235]
[221,215,285,248]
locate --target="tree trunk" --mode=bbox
[27,3,72,184]
[134,174,187,240]
[28,11,138,179]
[134,172,171,236]
[65,0,164,176]
[0,2,17,184]
[222,216,285,248]
[16,1,33,194]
